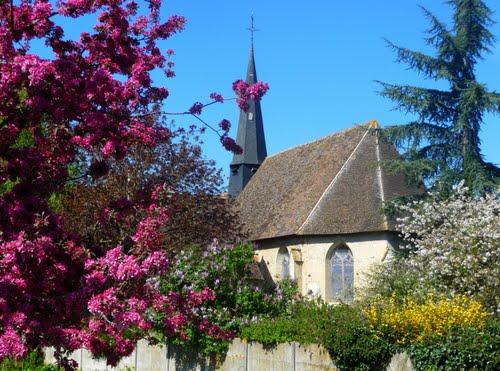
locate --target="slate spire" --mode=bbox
[228,36,267,198]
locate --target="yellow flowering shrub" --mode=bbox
[365,295,488,344]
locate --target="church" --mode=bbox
[229,45,419,302]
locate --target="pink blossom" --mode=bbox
[102,140,116,158]
[128,297,148,312]
[209,92,224,103]
[189,102,204,115]
[170,314,188,328]
[221,136,242,154]
[219,119,230,132]
[188,287,216,306]
[0,328,28,360]
[232,80,269,111]
[142,251,169,274]
[87,288,120,315]
[88,319,105,333]
[0,0,265,365]
[132,206,169,249]
[115,255,142,281]
[151,15,186,39]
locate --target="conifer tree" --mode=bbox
[379,0,500,195]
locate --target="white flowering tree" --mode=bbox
[396,183,500,312]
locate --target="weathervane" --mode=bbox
[247,15,260,45]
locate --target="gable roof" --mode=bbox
[236,121,421,241]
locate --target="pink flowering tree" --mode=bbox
[0,0,267,367]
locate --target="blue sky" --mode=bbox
[156,0,500,187]
[48,1,500,187]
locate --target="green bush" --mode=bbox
[408,319,500,371]
[0,349,58,371]
[320,305,393,371]
[243,299,498,370]
[240,300,327,346]
[241,301,394,371]
[359,257,430,306]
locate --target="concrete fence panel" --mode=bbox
[294,343,337,371]
[45,340,413,371]
[247,341,294,371]
[81,349,107,371]
[136,340,168,371]
[216,338,246,371]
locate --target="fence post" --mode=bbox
[292,342,296,371]
[166,343,170,371]
[245,339,249,371]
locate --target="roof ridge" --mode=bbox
[375,132,390,230]
[264,122,374,161]
[296,126,372,234]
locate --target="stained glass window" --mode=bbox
[329,245,354,301]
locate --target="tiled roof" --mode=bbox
[236,122,421,240]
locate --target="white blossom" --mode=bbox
[396,182,500,312]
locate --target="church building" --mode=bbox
[230,45,419,302]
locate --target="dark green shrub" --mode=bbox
[240,300,328,346]
[319,305,393,371]
[0,349,59,371]
[359,258,429,306]
[408,319,500,371]
[239,317,303,346]
[241,301,394,371]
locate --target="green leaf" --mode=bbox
[17,88,28,104]
[12,128,35,149]
[48,192,63,212]
[0,179,19,195]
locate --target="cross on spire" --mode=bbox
[247,15,259,46]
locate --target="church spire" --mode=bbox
[228,18,267,198]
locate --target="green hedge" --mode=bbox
[241,300,499,371]
[408,319,500,371]
[241,301,393,371]
[0,349,58,371]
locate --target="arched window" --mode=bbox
[327,244,354,302]
[276,247,290,280]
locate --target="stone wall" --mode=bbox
[255,232,395,300]
[45,339,413,371]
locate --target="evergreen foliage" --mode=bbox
[379,0,500,195]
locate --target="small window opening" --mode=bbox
[276,247,290,280]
